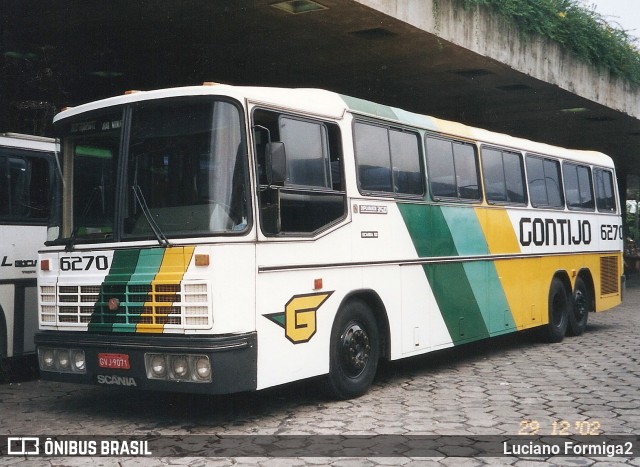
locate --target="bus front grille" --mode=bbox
[39,281,211,330]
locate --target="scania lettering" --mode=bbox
[36,84,623,399]
[96,375,137,386]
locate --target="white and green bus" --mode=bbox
[36,84,623,398]
[1,133,57,380]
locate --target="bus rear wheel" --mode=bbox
[326,299,379,400]
[567,276,591,336]
[0,358,9,384]
[544,277,570,343]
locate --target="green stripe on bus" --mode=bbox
[392,108,439,132]
[124,248,165,332]
[440,207,515,334]
[340,94,399,120]
[462,262,516,335]
[89,249,142,333]
[398,203,457,258]
[129,248,164,283]
[399,204,490,343]
[440,206,488,256]
[423,262,490,342]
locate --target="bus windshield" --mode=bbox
[51,97,248,245]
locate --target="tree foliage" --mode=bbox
[460,0,640,86]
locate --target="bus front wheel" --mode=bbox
[326,299,379,400]
[544,277,570,343]
[567,276,591,336]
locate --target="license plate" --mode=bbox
[98,353,130,370]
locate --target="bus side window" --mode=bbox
[252,109,346,235]
[481,147,526,205]
[0,154,50,221]
[594,168,616,212]
[354,121,423,197]
[279,117,331,188]
[526,155,564,208]
[563,163,594,211]
[355,122,392,193]
[425,135,480,202]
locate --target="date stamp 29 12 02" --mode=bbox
[519,419,602,436]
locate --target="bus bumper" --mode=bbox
[35,331,257,394]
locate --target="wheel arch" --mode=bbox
[338,289,391,360]
[576,268,595,302]
[553,270,572,296]
[0,304,7,359]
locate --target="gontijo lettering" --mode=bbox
[519,217,591,246]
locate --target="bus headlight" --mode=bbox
[38,347,86,373]
[40,348,55,369]
[144,353,211,382]
[56,350,70,369]
[195,357,211,380]
[150,354,166,377]
[171,355,189,379]
[71,350,86,371]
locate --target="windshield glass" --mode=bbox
[56,110,121,242]
[51,97,248,245]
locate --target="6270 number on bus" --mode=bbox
[601,224,623,241]
[60,255,109,271]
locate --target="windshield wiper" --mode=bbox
[132,185,170,247]
[65,186,101,252]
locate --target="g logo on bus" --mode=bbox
[264,292,333,344]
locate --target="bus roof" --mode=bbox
[0,132,57,152]
[53,84,613,168]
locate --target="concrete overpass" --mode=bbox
[2,0,639,190]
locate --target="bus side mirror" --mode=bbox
[266,142,286,187]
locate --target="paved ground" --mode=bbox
[1,276,639,466]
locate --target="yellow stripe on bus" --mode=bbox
[137,246,195,333]
[474,208,521,255]
[493,252,622,330]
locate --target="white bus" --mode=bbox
[36,84,623,398]
[1,133,57,380]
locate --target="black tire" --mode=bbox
[0,333,8,383]
[544,277,570,343]
[567,276,591,336]
[0,357,10,384]
[326,299,380,400]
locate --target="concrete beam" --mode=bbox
[358,0,640,120]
